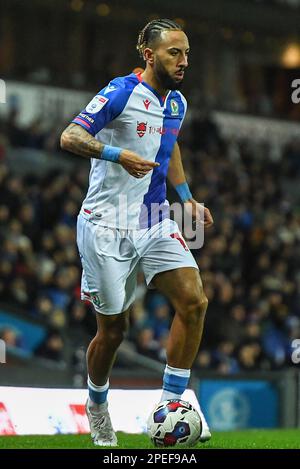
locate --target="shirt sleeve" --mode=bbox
[178,92,187,131]
[72,77,133,136]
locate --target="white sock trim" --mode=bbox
[165,364,191,378]
[160,390,182,402]
[87,376,109,392]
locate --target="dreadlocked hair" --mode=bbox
[136,19,182,60]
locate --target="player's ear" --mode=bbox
[143,47,154,65]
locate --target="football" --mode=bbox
[147,399,202,447]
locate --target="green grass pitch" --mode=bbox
[0,430,300,449]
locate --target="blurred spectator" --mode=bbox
[135,328,160,361]
[195,350,213,370]
[34,329,64,362]
[147,294,171,340]
[0,327,22,347]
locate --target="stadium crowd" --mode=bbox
[0,109,300,376]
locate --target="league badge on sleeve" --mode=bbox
[86,95,109,114]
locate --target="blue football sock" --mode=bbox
[160,365,190,402]
[88,376,109,405]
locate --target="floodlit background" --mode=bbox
[0,0,300,433]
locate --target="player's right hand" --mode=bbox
[119,149,160,178]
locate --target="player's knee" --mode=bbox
[188,295,208,322]
[98,315,129,348]
[199,294,209,317]
[177,291,208,325]
[110,318,129,345]
[106,328,126,347]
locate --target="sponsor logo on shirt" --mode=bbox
[86,95,109,114]
[149,126,179,136]
[136,122,179,138]
[136,121,147,137]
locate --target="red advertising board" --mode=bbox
[69,404,89,434]
[0,403,16,435]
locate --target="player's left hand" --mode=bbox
[202,205,214,228]
[184,199,214,229]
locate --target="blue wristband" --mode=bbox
[101,145,122,163]
[175,182,192,202]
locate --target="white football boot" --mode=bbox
[198,405,211,442]
[86,399,118,446]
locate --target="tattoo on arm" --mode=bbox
[60,123,105,159]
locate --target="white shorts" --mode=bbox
[76,214,198,314]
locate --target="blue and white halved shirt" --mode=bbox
[72,72,187,229]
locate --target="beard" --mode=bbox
[154,57,184,91]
